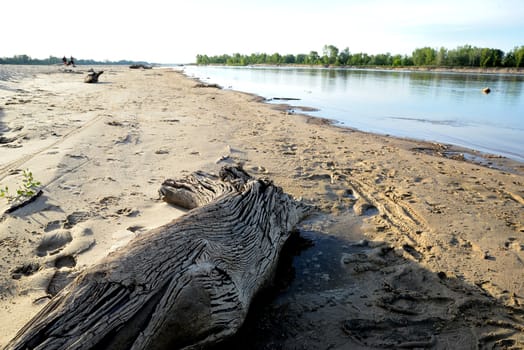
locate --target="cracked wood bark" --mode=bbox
[6,166,310,350]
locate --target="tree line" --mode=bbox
[0,54,151,66]
[196,44,524,68]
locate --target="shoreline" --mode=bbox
[269,99,524,170]
[1,65,523,348]
[181,65,524,163]
[182,67,524,167]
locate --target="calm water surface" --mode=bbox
[183,66,524,162]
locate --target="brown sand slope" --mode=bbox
[0,65,523,349]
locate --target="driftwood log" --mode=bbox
[129,64,152,69]
[6,166,310,350]
[84,69,104,83]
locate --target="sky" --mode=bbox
[2,0,523,64]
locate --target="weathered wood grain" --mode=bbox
[6,166,310,350]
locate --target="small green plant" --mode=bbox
[0,169,41,203]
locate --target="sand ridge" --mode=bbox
[0,65,523,348]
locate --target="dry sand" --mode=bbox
[0,65,523,349]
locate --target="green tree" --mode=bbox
[268,53,282,65]
[491,49,504,67]
[447,45,469,66]
[480,48,491,67]
[337,47,350,66]
[392,54,403,67]
[503,51,516,67]
[371,53,392,66]
[480,48,503,67]
[307,51,320,65]
[296,54,307,64]
[195,43,522,68]
[283,54,296,64]
[402,55,414,66]
[467,46,481,66]
[196,54,210,64]
[226,53,243,65]
[436,47,448,66]
[0,54,150,66]
[349,53,370,66]
[513,46,524,67]
[412,47,437,66]
[322,44,339,65]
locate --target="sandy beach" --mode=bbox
[1,65,523,349]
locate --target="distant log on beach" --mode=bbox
[194,82,222,89]
[271,97,301,101]
[84,69,104,83]
[129,64,152,69]
[6,165,310,350]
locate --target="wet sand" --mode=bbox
[0,65,523,349]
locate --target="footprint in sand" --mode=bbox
[44,220,63,232]
[47,269,79,296]
[341,244,393,273]
[40,214,96,261]
[11,262,40,280]
[54,255,76,268]
[55,228,95,258]
[115,207,139,217]
[115,132,140,145]
[341,188,357,200]
[353,199,379,217]
[63,211,93,229]
[504,237,524,251]
[36,230,72,257]
[342,317,441,348]
[37,222,95,296]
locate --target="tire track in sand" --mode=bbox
[345,175,431,260]
[0,113,106,181]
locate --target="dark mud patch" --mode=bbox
[289,105,320,113]
[212,228,524,349]
[264,230,362,297]
[411,144,523,175]
[268,101,320,114]
[213,230,373,349]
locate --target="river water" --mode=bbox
[182,66,524,162]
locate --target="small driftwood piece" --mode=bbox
[3,189,43,215]
[6,165,310,350]
[194,83,222,89]
[84,69,104,83]
[129,64,152,69]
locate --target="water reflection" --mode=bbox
[183,66,524,161]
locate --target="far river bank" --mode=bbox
[185,63,524,75]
